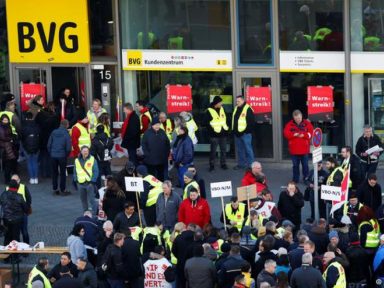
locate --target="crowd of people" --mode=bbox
[1,91,384,288]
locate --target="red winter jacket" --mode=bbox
[178,198,211,228]
[283,119,314,155]
[139,107,151,135]
[241,170,267,194]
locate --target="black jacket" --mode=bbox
[290,264,325,288]
[53,274,82,288]
[355,134,384,163]
[21,120,40,154]
[256,269,277,288]
[35,110,60,149]
[121,237,143,280]
[113,212,140,236]
[345,244,370,283]
[232,102,254,136]
[142,128,170,166]
[102,189,125,222]
[218,254,248,288]
[357,180,382,212]
[78,262,98,288]
[289,246,305,271]
[90,132,113,163]
[105,244,124,280]
[252,251,278,279]
[308,226,329,255]
[172,230,195,273]
[55,96,77,127]
[0,189,28,221]
[278,190,305,226]
[348,154,364,189]
[48,261,78,282]
[121,112,140,150]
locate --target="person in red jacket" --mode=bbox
[178,187,211,228]
[70,114,91,158]
[135,100,152,136]
[283,110,314,183]
[241,161,267,194]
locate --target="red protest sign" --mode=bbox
[20,83,46,112]
[245,86,272,122]
[166,84,192,114]
[307,86,334,122]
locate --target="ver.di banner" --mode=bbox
[307,86,334,122]
[20,83,46,112]
[166,84,192,114]
[245,86,272,122]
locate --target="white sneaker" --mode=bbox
[34,178,38,184]
[29,179,34,184]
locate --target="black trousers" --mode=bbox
[3,218,22,245]
[147,164,165,181]
[143,205,156,227]
[209,137,227,166]
[52,157,67,192]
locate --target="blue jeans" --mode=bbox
[177,164,190,188]
[107,279,125,288]
[291,154,309,183]
[78,183,96,212]
[235,133,255,167]
[25,153,39,179]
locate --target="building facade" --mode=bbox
[2,0,384,162]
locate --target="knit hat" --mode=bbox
[282,220,295,229]
[329,230,339,240]
[348,191,358,200]
[211,96,223,106]
[136,165,148,177]
[184,170,194,180]
[151,117,160,125]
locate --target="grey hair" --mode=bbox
[163,180,172,189]
[251,161,262,168]
[363,124,372,130]
[264,259,276,268]
[302,252,312,265]
[292,109,302,117]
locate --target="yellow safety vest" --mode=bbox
[359,219,380,248]
[232,104,252,133]
[75,156,95,184]
[343,202,363,216]
[208,107,228,134]
[103,124,111,137]
[186,119,198,144]
[242,272,255,288]
[6,183,26,202]
[141,226,162,253]
[225,203,245,231]
[27,266,52,288]
[130,226,143,241]
[244,216,263,240]
[183,180,200,199]
[168,36,183,49]
[138,32,156,49]
[164,230,179,265]
[71,123,91,150]
[323,261,346,288]
[326,167,352,187]
[0,111,16,135]
[160,119,173,141]
[140,111,152,131]
[87,108,106,134]
[143,175,163,207]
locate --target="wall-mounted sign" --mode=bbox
[122,49,232,72]
[280,51,345,73]
[351,52,384,73]
[20,83,46,112]
[245,86,272,122]
[166,84,192,114]
[6,0,90,63]
[307,86,334,122]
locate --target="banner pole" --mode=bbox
[136,192,143,229]
[221,197,227,231]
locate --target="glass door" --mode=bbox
[14,67,48,113]
[368,78,384,143]
[236,72,278,160]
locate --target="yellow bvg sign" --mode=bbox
[6,0,90,63]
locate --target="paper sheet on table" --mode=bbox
[365,145,383,155]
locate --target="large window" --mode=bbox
[120,0,231,50]
[281,73,345,158]
[0,0,9,94]
[351,0,384,51]
[279,0,344,51]
[89,0,116,57]
[238,0,272,65]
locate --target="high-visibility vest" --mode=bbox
[27,266,52,288]
[87,108,106,134]
[232,104,252,133]
[160,119,173,141]
[141,226,162,253]
[6,183,26,202]
[186,119,198,144]
[225,203,245,231]
[313,27,332,41]
[168,36,183,49]
[103,124,111,138]
[75,156,95,184]
[164,230,179,265]
[140,111,152,131]
[359,219,380,248]
[322,261,346,288]
[208,107,228,134]
[71,123,91,150]
[244,215,263,240]
[138,32,156,49]
[143,175,163,207]
[129,226,143,241]
[343,202,363,216]
[0,111,16,135]
[326,167,352,187]
[183,180,200,199]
